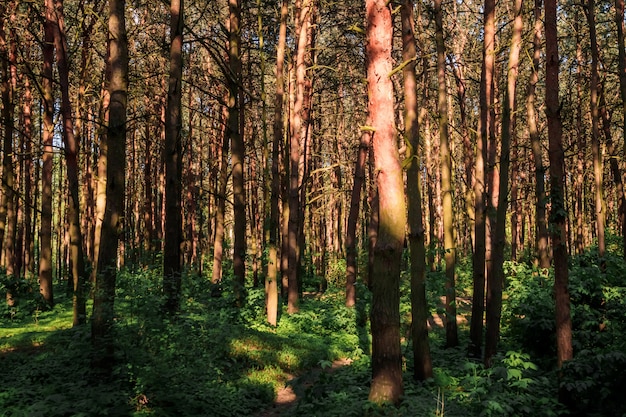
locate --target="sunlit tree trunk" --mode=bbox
[402,0,433,380]
[434,0,458,349]
[266,0,288,325]
[287,0,313,314]
[39,0,56,307]
[469,0,494,359]
[367,0,405,403]
[484,0,523,366]
[92,0,128,373]
[527,0,549,269]
[164,0,184,313]
[545,0,573,371]
[49,0,88,325]
[212,103,229,290]
[587,0,605,263]
[229,0,246,307]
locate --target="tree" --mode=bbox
[469,0,495,359]
[434,0,458,349]
[366,0,405,403]
[49,0,88,325]
[39,0,56,307]
[266,0,288,325]
[484,0,523,366]
[164,0,184,313]
[229,0,246,307]
[402,0,433,381]
[544,0,572,371]
[586,0,605,264]
[92,0,128,372]
[615,0,626,258]
[287,0,314,314]
[527,0,549,270]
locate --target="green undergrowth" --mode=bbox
[2,240,625,416]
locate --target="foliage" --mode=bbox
[3,244,626,416]
[0,270,48,320]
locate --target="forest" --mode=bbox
[1,0,625,415]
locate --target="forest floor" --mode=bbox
[258,295,472,416]
[257,358,353,417]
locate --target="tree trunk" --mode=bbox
[287,0,313,314]
[0,3,15,280]
[402,0,433,381]
[587,0,606,263]
[39,0,56,307]
[484,0,523,366]
[228,0,246,307]
[50,0,88,325]
[164,0,184,313]
[527,0,549,269]
[91,0,128,373]
[366,0,405,404]
[545,0,573,371]
[615,0,626,258]
[345,124,370,307]
[469,0,495,359]
[266,0,288,325]
[212,102,229,290]
[434,0,458,349]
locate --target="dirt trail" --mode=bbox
[257,358,352,417]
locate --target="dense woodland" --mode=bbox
[1,0,626,415]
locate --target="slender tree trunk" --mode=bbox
[345,124,370,307]
[50,0,88,325]
[587,0,606,263]
[287,0,312,314]
[528,0,549,269]
[164,0,184,313]
[402,0,433,381]
[266,0,288,325]
[229,0,246,307]
[367,0,405,404]
[615,0,626,258]
[484,0,523,366]
[434,0,458,349]
[212,103,229,290]
[0,3,15,279]
[469,0,495,359]
[39,0,56,307]
[545,0,573,371]
[92,0,128,372]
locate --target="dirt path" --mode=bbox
[257,358,353,417]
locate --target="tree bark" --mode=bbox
[469,0,495,359]
[402,0,433,381]
[49,0,88,325]
[366,0,405,404]
[434,0,458,349]
[229,0,246,307]
[39,0,56,307]
[587,0,606,263]
[484,0,523,366]
[545,0,573,370]
[266,0,288,325]
[164,0,184,313]
[615,0,626,258]
[91,0,128,373]
[527,0,549,269]
[0,2,15,280]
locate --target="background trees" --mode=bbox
[1,0,626,413]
